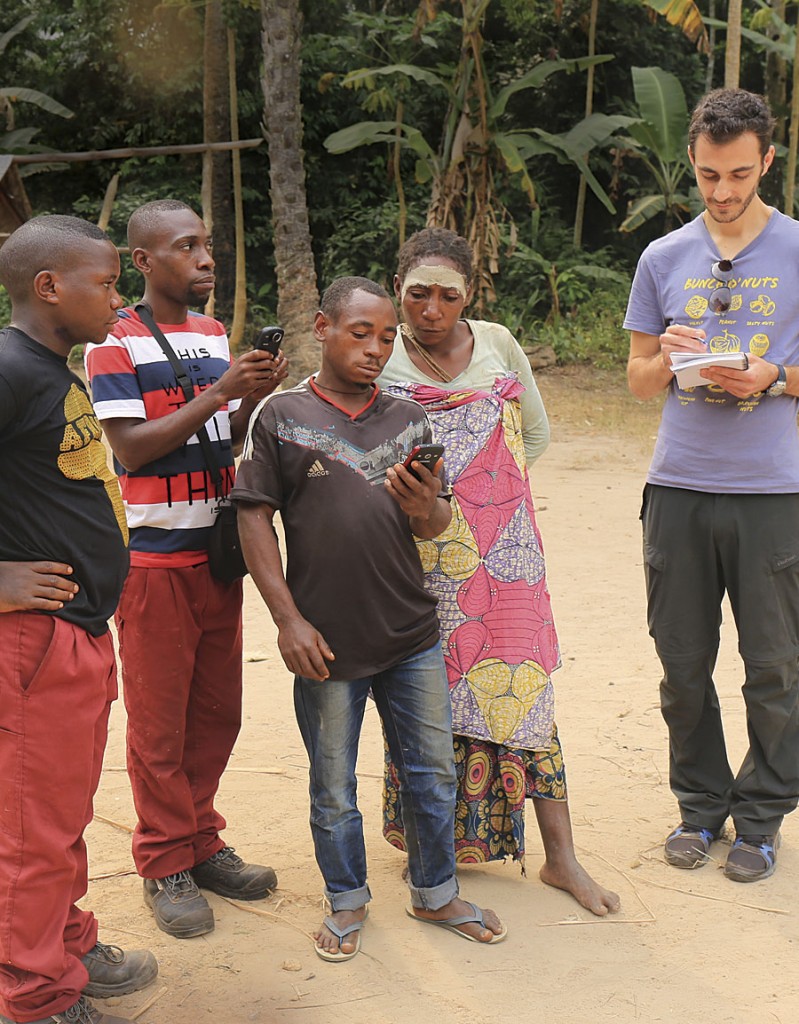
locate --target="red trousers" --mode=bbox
[0,613,116,1022]
[115,564,243,878]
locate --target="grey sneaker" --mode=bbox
[192,846,277,900]
[81,940,158,998]
[0,994,135,1023]
[143,870,214,938]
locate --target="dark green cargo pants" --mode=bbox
[642,484,799,835]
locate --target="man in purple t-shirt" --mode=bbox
[625,89,799,883]
[234,277,507,961]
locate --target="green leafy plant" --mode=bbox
[324,46,614,304]
[510,111,639,218]
[488,230,630,358]
[0,15,73,163]
[617,65,692,233]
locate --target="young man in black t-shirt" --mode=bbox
[234,277,507,962]
[0,217,156,1024]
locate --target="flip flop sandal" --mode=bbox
[314,910,368,962]
[664,823,723,869]
[405,902,508,944]
[724,833,781,883]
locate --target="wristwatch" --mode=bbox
[766,364,787,397]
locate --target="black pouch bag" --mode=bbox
[207,499,248,584]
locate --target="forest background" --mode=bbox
[0,0,791,373]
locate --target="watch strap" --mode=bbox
[766,363,787,397]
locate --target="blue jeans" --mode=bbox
[293,643,458,912]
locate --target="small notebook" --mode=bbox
[670,351,749,388]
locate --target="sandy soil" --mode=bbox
[83,370,798,1024]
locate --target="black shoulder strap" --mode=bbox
[134,301,223,491]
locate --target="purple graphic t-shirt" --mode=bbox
[624,210,799,493]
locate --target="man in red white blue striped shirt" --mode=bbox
[86,200,286,939]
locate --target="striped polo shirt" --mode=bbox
[85,307,240,568]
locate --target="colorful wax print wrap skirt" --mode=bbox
[382,375,565,864]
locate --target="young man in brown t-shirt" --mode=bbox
[233,276,507,962]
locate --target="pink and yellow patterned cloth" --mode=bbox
[393,374,560,748]
[382,374,565,864]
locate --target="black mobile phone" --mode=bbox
[403,443,445,480]
[254,326,284,356]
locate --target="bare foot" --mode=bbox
[539,856,620,916]
[314,906,367,957]
[408,897,506,942]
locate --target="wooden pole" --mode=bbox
[12,139,262,165]
[97,173,119,231]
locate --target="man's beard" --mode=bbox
[704,177,761,224]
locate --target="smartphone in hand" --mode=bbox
[254,326,284,356]
[403,443,445,480]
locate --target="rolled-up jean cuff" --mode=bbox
[325,883,371,912]
[409,874,459,911]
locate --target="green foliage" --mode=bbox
[0,0,770,356]
[618,66,692,232]
[486,225,631,368]
[641,0,709,51]
[0,12,73,166]
[318,190,428,289]
[515,112,639,215]
[530,295,631,369]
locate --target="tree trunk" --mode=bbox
[763,0,787,206]
[765,0,787,144]
[724,0,742,89]
[573,0,599,249]
[228,27,247,351]
[784,10,799,215]
[261,0,320,382]
[203,0,235,326]
[426,0,495,313]
[97,173,119,232]
[705,0,716,92]
[393,99,407,249]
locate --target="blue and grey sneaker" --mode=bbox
[724,833,781,882]
[664,822,724,869]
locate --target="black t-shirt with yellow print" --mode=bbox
[0,327,129,636]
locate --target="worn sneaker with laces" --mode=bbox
[0,994,135,1024]
[724,832,781,882]
[664,822,724,868]
[81,940,158,998]
[143,869,214,938]
[192,846,277,900]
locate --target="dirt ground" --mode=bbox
[84,368,798,1024]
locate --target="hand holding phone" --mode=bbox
[403,443,445,480]
[254,326,284,356]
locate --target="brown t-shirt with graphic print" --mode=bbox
[231,380,442,680]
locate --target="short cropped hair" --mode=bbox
[688,89,776,157]
[127,199,196,250]
[396,227,473,286]
[0,215,111,302]
[320,276,391,321]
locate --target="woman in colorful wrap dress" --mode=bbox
[379,227,619,916]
